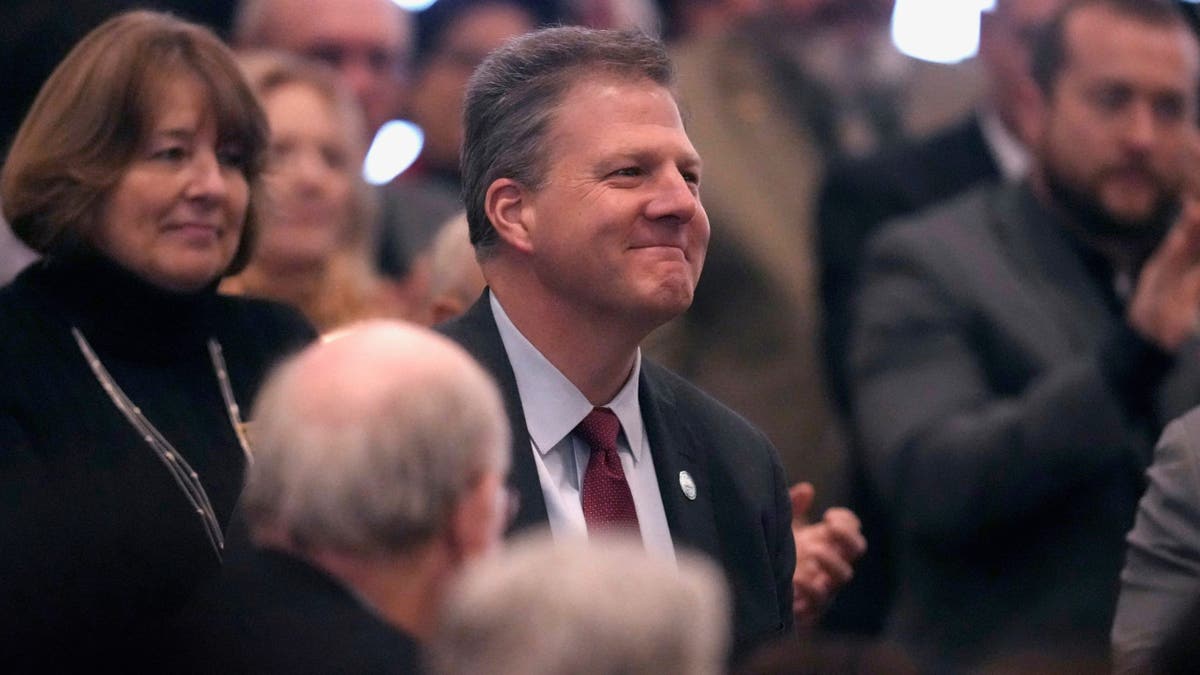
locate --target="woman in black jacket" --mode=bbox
[0,11,315,665]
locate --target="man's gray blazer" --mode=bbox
[849,181,1200,668]
[1112,406,1200,674]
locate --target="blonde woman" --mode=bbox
[223,51,396,332]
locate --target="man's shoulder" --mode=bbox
[867,181,1005,260]
[1159,406,1200,460]
[169,547,418,672]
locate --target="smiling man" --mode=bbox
[438,26,860,659]
[848,0,1200,669]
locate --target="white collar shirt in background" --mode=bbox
[978,106,1030,182]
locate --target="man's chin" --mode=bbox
[1096,196,1177,239]
[637,284,694,324]
[1099,190,1163,228]
[1047,169,1177,242]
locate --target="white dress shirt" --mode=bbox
[490,293,676,562]
[978,107,1030,183]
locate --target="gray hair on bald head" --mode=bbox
[241,320,510,557]
[430,532,730,675]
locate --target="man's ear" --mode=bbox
[445,475,500,565]
[485,177,535,254]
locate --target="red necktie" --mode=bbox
[577,407,640,533]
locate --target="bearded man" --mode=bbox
[847,0,1200,669]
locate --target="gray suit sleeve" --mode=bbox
[1112,410,1200,674]
[849,225,1138,545]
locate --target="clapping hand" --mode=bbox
[790,482,867,626]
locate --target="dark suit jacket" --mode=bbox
[819,114,1001,413]
[815,113,1002,636]
[167,527,422,674]
[850,181,1200,669]
[439,293,796,659]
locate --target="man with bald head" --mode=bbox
[170,321,511,672]
[233,0,412,137]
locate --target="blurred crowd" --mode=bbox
[4,0,1200,673]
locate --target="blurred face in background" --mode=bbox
[96,75,249,292]
[256,0,411,136]
[1035,5,1199,239]
[766,0,901,101]
[257,82,357,272]
[410,2,535,173]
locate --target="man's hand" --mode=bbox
[1128,198,1200,352]
[790,482,867,626]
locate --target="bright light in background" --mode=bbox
[391,0,438,10]
[892,0,993,64]
[372,2,438,184]
[364,120,424,186]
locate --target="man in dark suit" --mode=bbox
[820,0,1067,413]
[849,0,1200,668]
[169,322,512,672]
[438,26,864,659]
[814,0,1066,636]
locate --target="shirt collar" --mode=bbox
[490,292,645,462]
[978,107,1029,182]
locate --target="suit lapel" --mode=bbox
[992,184,1119,354]
[638,363,721,560]
[437,292,548,531]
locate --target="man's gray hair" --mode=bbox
[429,532,730,675]
[241,321,510,556]
[460,25,676,259]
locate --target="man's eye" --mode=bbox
[1153,97,1186,123]
[308,46,345,68]
[612,167,642,178]
[367,48,396,73]
[151,146,187,161]
[1091,87,1130,113]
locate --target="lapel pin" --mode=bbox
[679,471,697,501]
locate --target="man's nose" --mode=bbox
[290,147,330,190]
[645,170,699,224]
[1123,102,1159,152]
